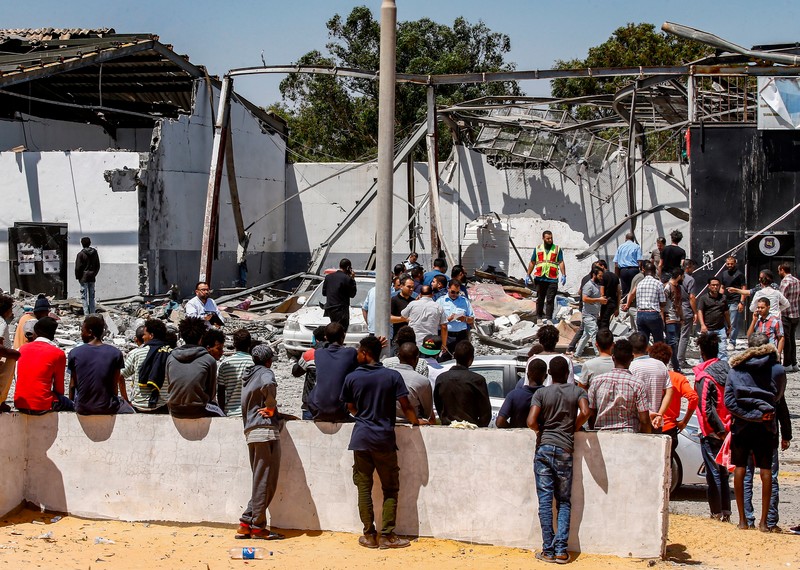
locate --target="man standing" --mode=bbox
[14,317,73,413]
[574,266,606,358]
[720,257,746,349]
[431,274,448,301]
[778,262,800,372]
[185,281,224,326]
[577,329,615,391]
[68,315,132,415]
[75,236,100,316]
[677,259,698,370]
[614,232,643,296]
[747,298,784,355]
[664,268,684,372]
[697,277,732,361]
[660,230,686,283]
[307,322,357,422]
[651,237,666,280]
[437,279,474,356]
[745,270,790,319]
[588,339,650,432]
[527,356,590,564]
[401,286,447,349]
[166,317,224,418]
[292,326,326,420]
[323,258,357,332]
[433,340,491,427]
[390,277,415,339]
[629,332,673,432]
[622,262,666,343]
[597,260,620,330]
[526,230,566,322]
[566,262,600,355]
[217,329,255,417]
[423,258,448,287]
[725,332,786,531]
[341,335,424,549]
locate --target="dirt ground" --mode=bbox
[0,508,797,570]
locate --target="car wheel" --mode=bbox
[669,455,683,496]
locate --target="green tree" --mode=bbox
[271,6,520,162]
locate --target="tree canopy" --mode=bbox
[269,6,520,162]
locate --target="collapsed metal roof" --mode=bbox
[0,28,285,133]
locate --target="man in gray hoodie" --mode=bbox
[166,317,224,418]
[236,344,285,540]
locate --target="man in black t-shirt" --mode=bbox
[322,258,357,332]
[341,336,425,549]
[497,359,545,428]
[390,277,415,337]
[660,230,686,283]
[697,277,732,361]
[527,356,590,564]
[719,256,746,347]
[597,259,620,329]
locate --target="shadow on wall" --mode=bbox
[395,427,429,537]
[24,413,66,513]
[76,414,117,442]
[171,417,212,441]
[570,432,609,553]
[269,425,321,532]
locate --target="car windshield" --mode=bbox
[305,278,374,309]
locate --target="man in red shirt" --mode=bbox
[14,317,74,414]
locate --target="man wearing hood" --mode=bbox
[75,237,100,316]
[693,331,732,521]
[235,344,285,541]
[725,332,786,532]
[166,317,224,418]
[130,319,172,414]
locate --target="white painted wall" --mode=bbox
[0,414,25,517]
[0,151,141,298]
[13,414,668,558]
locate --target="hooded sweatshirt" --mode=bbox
[693,358,731,438]
[725,343,786,435]
[241,364,281,442]
[166,345,217,418]
[75,247,100,283]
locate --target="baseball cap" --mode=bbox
[420,334,442,356]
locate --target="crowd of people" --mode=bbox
[0,227,795,560]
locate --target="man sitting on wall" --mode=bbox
[15,317,73,414]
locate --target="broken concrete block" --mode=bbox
[494,316,512,328]
[507,314,521,326]
[103,313,119,337]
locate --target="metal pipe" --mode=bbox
[374,0,396,341]
[199,74,232,284]
[662,22,800,66]
[426,85,443,258]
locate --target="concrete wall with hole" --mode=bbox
[1,414,669,558]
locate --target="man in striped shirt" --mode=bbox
[217,329,254,417]
[588,339,650,432]
[629,332,673,432]
[621,261,666,344]
[747,298,784,357]
[778,262,800,372]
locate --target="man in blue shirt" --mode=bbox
[614,232,644,297]
[423,258,448,287]
[341,336,426,549]
[437,279,475,356]
[307,322,357,422]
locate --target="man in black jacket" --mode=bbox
[75,236,100,315]
[323,258,357,332]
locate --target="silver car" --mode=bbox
[282,275,374,357]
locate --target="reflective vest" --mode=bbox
[533,244,560,279]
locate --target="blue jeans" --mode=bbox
[575,314,598,357]
[700,437,731,516]
[743,448,779,527]
[665,322,681,371]
[80,281,96,315]
[534,444,573,556]
[636,311,664,344]
[728,303,742,344]
[711,328,728,361]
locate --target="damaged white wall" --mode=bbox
[0,150,141,299]
[143,79,287,296]
[285,146,689,292]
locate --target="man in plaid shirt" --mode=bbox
[747,298,784,358]
[778,262,800,372]
[588,339,651,432]
[621,261,666,343]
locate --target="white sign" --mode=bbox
[758,77,800,130]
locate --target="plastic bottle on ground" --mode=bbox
[228,547,267,559]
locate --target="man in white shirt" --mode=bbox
[185,281,224,326]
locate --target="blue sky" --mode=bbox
[5,0,800,106]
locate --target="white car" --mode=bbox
[282,274,374,357]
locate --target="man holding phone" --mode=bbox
[323,258,358,333]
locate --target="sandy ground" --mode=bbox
[0,508,798,570]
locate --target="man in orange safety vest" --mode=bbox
[525,230,567,322]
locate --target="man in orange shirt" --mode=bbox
[649,342,698,457]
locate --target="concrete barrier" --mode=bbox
[2,414,669,558]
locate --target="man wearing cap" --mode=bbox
[525,230,567,322]
[13,294,53,349]
[419,334,446,383]
[401,286,448,350]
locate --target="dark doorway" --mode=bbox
[8,222,69,298]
